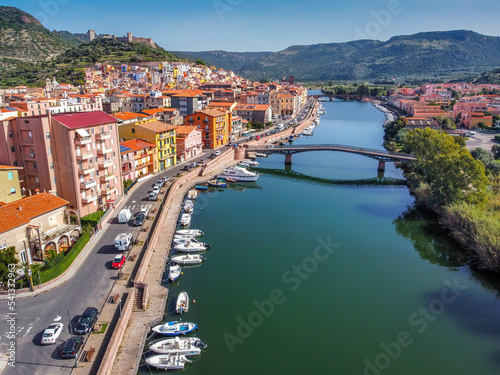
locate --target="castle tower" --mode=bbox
[127,32,133,43]
[87,29,96,41]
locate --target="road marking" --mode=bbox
[23,326,33,337]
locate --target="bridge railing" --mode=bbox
[247,144,415,158]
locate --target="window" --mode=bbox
[101,126,104,133]
[24,120,29,124]
[50,162,54,169]
[10,187,16,194]
[110,124,113,131]
[48,147,52,155]
[13,161,18,167]
[33,162,37,169]
[132,128,135,134]
[52,177,56,184]
[10,146,15,153]
[28,131,32,139]
[91,129,94,134]
[19,250,27,264]
[45,132,50,139]
[112,151,116,157]
[35,176,39,183]
[7,172,13,180]
[8,130,13,138]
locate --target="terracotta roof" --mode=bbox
[192,109,226,117]
[0,193,69,234]
[113,111,149,121]
[53,111,117,129]
[0,164,22,170]
[176,126,200,135]
[120,138,156,152]
[133,121,177,133]
[140,108,178,116]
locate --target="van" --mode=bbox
[118,209,132,224]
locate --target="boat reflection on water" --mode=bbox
[226,181,261,192]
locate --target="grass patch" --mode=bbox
[92,323,108,335]
[134,240,144,246]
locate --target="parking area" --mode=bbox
[465,131,499,152]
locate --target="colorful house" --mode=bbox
[185,109,230,149]
[120,138,157,180]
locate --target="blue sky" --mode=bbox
[3,0,500,51]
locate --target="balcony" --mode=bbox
[78,165,95,175]
[82,194,98,204]
[101,187,117,196]
[96,132,111,141]
[80,180,97,190]
[97,146,113,155]
[99,159,113,168]
[77,151,93,160]
[74,136,91,146]
[101,183,115,192]
[100,173,114,182]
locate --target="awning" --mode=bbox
[76,128,90,137]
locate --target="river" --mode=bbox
[141,93,500,375]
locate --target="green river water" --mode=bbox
[140,95,500,375]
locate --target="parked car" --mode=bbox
[183,165,193,171]
[134,212,146,226]
[161,176,171,183]
[200,158,208,164]
[214,150,221,156]
[189,162,198,168]
[152,186,160,194]
[140,206,150,216]
[155,179,164,188]
[41,323,64,345]
[60,337,84,359]
[111,254,126,269]
[208,153,216,159]
[74,307,99,335]
[149,192,158,201]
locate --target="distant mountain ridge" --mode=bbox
[172,50,271,72]
[177,30,500,81]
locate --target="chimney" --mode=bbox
[18,206,22,211]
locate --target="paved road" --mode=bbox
[0,152,211,375]
[465,131,499,152]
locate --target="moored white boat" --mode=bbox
[171,254,205,265]
[174,240,209,252]
[148,337,207,356]
[176,229,204,237]
[180,213,191,226]
[145,354,191,370]
[176,291,189,314]
[218,166,259,182]
[187,190,198,200]
[152,321,197,336]
[173,235,196,244]
[255,153,268,158]
[168,264,181,282]
[184,200,194,213]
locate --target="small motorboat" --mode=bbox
[149,337,207,356]
[173,235,196,244]
[183,200,194,213]
[195,185,208,190]
[176,229,204,237]
[174,240,209,252]
[171,254,205,265]
[169,264,181,282]
[208,179,227,188]
[176,291,189,314]
[255,153,268,158]
[152,321,197,336]
[145,354,191,370]
[187,190,198,200]
[180,213,191,226]
[246,161,259,167]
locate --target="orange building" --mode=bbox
[185,109,230,149]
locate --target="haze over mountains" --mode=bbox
[2,5,500,83]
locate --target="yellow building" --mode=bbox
[119,120,177,171]
[0,165,22,203]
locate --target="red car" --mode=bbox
[111,254,126,269]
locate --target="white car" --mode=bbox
[152,186,160,194]
[41,323,64,345]
[214,150,221,156]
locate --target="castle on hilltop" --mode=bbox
[86,30,156,47]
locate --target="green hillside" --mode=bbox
[172,50,271,72]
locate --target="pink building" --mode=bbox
[453,101,488,118]
[175,126,202,163]
[51,112,122,215]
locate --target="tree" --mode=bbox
[252,121,265,130]
[195,58,206,66]
[356,84,370,96]
[453,136,466,148]
[477,122,487,128]
[405,128,488,207]
[0,247,19,286]
[492,145,500,160]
